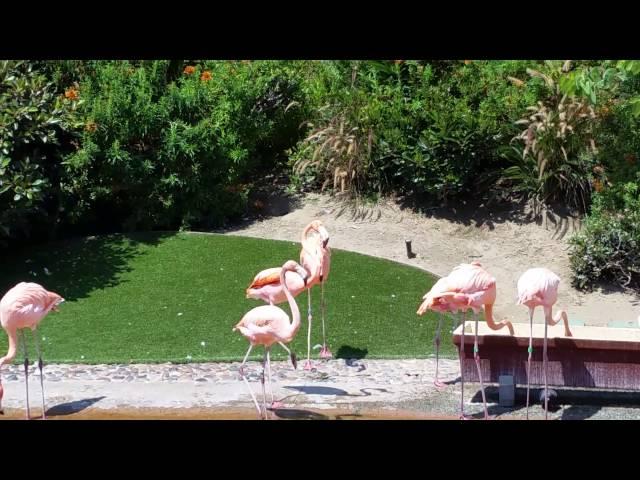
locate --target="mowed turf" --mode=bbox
[0,232,456,363]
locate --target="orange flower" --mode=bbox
[200,70,212,81]
[64,87,79,100]
[85,121,98,133]
[184,65,196,75]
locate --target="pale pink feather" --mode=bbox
[517,268,560,308]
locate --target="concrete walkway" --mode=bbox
[2,358,640,419]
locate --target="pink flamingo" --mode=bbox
[300,220,331,369]
[246,221,331,371]
[517,268,572,420]
[417,262,514,419]
[0,282,64,419]
[246,267,307,306]
[234,260,308,419]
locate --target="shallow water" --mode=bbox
[0,406,460,420]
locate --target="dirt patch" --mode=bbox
[219,193,640,327]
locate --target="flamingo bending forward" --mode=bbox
[0,282,64,419]
[300,220,331,369]
[234,260,308,419]
[517,268,572,420]
[418,262,514,419]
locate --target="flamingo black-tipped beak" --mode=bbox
[291,352,298,369]
[322,238,329,248]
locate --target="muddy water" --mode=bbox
[0,406,460,420]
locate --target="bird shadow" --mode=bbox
[270,408,329,420]
[0,232,175,302]
[45,396,106,417]
[284,386,389,397]
[336,346,368,360]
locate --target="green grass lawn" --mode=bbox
[0,232,457,364]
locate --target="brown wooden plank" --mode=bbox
[452,322,640,390]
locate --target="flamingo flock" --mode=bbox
[0,218,613,421]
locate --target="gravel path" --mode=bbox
[3,358,640,420]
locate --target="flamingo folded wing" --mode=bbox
[247,268,282,290]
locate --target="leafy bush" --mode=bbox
[569,179,640,290]
[493,63,604,214]
[61,60,309,231]
[290,60,541,202]
[0,60,81,243]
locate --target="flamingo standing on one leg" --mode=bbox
[417,262,514,419]
[0,282,64,419]
[234,260,308,419]
[300,220,331,370]
[517,268,572,420]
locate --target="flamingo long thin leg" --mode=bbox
[543,307,551,420]
[32,330,46,420]
[433,314,446,389]
[304,288,313,371]
[473,310,489,420]
[261,349,268,419]
[459,311,470,420]
[238,345,262,418]
[20,330,30,420]
[526,307,534,420]
[266,348,273,405]
[319,282,332,359]
[265,347,283,411]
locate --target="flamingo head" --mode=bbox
[283,260,309,287]
[319,225,330,249]
[307,220,330,248]
[48,292,65,312]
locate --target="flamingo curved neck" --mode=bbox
[483,304,513,333]
[279,269,301,339]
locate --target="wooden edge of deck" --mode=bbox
[452,321,640,351]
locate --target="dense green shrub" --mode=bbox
[61,60,309,231]
[569,179,640,290]
[290,60,540,201]
[0,60,81,243]
[496,63,603,214]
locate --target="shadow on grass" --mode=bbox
[0,232,176,302]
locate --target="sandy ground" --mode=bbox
[218,192,640,327]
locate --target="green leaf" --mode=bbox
[13,193,21,201]
[630,98,640,117]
